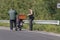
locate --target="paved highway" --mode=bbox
[0,29,60,40]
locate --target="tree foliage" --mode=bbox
[0,0,59,20]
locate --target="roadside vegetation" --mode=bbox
[0,23,9,27]
[0,0,59,20]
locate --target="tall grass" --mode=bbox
[0,23,9,27]
[33,24,60,33]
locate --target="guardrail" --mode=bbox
[0,20,59,25]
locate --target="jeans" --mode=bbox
[29,19,33,31]
[10,19,16,30]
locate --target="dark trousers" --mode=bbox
[29,19,33,31]
[10,19,16,30]
[18,19,23,30]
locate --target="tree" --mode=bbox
[43,0,57,19]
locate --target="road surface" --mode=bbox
[0,29,60,40]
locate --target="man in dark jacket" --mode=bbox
[8,8,17,31]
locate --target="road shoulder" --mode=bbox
[0,26,60,37]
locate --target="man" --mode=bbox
[8,8,17,31]
[28,9,34,31]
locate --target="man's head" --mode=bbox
[9,7,14,10]
[12,8,14,10]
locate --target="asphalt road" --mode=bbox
[0,29,60,40]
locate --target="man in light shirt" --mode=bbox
[8,8,17,31]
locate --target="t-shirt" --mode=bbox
[8,9,17,20]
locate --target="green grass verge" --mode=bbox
[33,24,60,33]
[0,23,10,27]
[0,23,60,33]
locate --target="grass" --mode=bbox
[0,23,10,27]
[0,23,60,33]
[33,24,60,33]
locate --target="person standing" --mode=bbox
[28,9,34,31]
[8,8,17,31]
